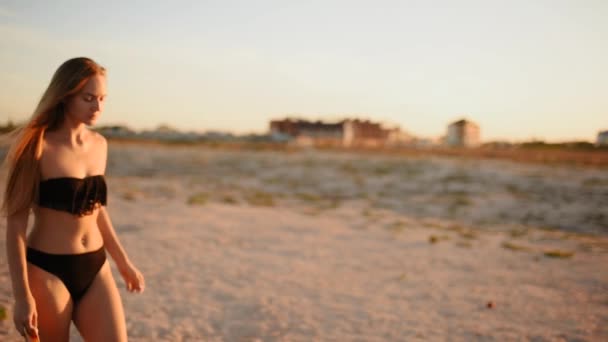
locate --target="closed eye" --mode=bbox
[83,94,106,102]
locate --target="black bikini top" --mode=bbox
[37,175,107,216]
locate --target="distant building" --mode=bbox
[597,130,608,146]
[269,118,407,147]
[446,118,480,148]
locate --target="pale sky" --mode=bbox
[0,0,607,142]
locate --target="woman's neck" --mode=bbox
[54,119,89,147]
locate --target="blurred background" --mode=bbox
[1,1,608,341]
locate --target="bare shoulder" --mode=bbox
[91,130,108,150]
[89,130,108,173]
[91,129,107,144]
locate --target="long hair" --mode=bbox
[1,57,106,217]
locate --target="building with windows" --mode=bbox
[446,118,481,147]
[269,118,410,147]
[597,130,608,146]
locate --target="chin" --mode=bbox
[83,120,97,127]
[85,117,99,126]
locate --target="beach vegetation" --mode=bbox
[187,192,209,205]
[459,230,478,239]
[429,234,449,243]
[509,227,529,238]
[543,250,575,258]
[245,190,275,206]
[501,241,531,252]
[220,194,238,205]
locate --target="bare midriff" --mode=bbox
[27,206,104,254]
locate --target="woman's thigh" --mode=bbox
[72,261,127,342]
[27,263,73,341]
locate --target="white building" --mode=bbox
[597,130,608,146]
[446,119,480,148]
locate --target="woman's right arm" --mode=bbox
[6,209,38,338]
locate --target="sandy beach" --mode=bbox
[1,142,607,341]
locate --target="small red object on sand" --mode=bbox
[486,301,495,309]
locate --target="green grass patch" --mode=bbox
[459,230,478,239]
[320,198,341,210]
[220,194,238,204]
[294,192,340,210]
[295,192,322,203]
[362,208,375,218]
[509,228,529,238]
[501,241,532,252]
[538,225,559,232]
[582,177,608,187]
[187,192,209,205]
[422,221,444,230]
[445,224,467,233]
[429,234,450,244]
[450,192,472,206]
[505,183,530,199]
[261,176,284,185]
[245,190,275,207]
[373,165,392,176]
[543,250,575,259]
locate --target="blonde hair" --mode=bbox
[1,57,106,217]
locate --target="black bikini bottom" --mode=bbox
[26,246,106,303]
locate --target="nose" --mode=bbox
[92,98,101,111]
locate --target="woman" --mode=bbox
[2,57,145,341]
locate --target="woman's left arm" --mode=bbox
[95,133,144,293]
[97,206,145,293]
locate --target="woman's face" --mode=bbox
[64,74,107,126]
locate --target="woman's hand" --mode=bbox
[13,295,38,339]
[118,261,145,293]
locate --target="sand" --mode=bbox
[1,142,607,341]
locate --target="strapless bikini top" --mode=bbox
[37,175,107,216]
